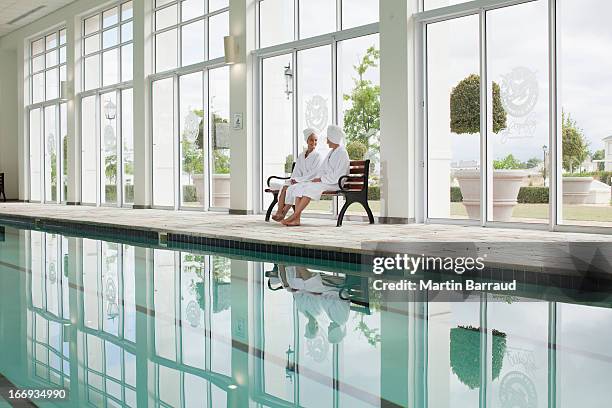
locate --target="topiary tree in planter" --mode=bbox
[450,325,507,389]
[346,140,368,161]
[450,74,507,135]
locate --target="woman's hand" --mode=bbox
[311,177,322,183]
[290,179,297,184]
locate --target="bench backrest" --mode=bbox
[0,173,3,187]
[344,160,370,192]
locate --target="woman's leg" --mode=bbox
[272,186,291,221]
[282,196,311,226]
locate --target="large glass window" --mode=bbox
[153,0,229,73]
[83,1,133,91]
[426,15,480,220]
[558,0,612,227]
[424,0,553,226]
[209,67,231,208]
[257,0,379,48]
[81,2,134,207]
[27,29,68,204]
[152,77,176,207]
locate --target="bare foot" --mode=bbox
[283,218,301,227]
[272,212,285,222]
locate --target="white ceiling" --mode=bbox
[0,0,76,38]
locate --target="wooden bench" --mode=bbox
[264,160,375,226]
[0,173,5,202]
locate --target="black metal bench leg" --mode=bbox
[362,200,374,224]
[336,200,351,227]
[1,191,5,202]
[265,194,279,222]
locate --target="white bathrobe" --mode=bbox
[270,149,324,190]
[285,145,350,204]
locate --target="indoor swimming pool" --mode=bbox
[0,223,611,408]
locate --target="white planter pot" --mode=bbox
[191,174,231,208]
[212,174,231,208]
[562,176,593,204]
[455,169,527,221]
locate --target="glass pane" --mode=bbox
[59,29,66,45]
[181,20,204,66]
[153,78,176,207]
[182,0,204,21]
[156,0,174,6]
[121,22,133,42]
[209,0,228,12]
[84,55,100,90]
[299,0,335,39]
[559,0,612,227]
[103,27,119,48]
[103,7,119,28]
[121,1,133,20]
[84,34,100,54]
[59,46,66,64]
[208,11,228,60]
[155,29,178,72]
[209,67,230,208]
[84,15,100,35]
[338,34,380,216]
[489,300,548,407]
[427,15,479,220]
[32,73,44,103]
[122,89,134,204]
[46,33,57,50]
[156,4,177,31]
[60,65,66,82]
[487,0,549,223]
[46,50,57,67]
[44,105,58,202]
[103,48,119,86]
[259,0,294,47]
[60,103,68,202]
[262,54,294,209]
[82,96,98,204]
[425,0,473,11]
[428,300,481,406]
[32,38,44,55]
[342,0,379,29]
[45,68,59,100]
[30,109,42,201]
[101,92,118,205]
[179,72,204,207]
[297,45,333,214]
[121,44,133,82]
[558,304,612,406]
[32,55,44,73]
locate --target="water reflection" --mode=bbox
[0,227,611,407]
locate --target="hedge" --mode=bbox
[451,186,549,204]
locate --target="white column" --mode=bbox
[133,0,153,208]
[228,0,256,214]
[379,0,419,223]
[66,16,79,204]
[0,49,19,200]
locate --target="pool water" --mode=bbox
[0,224,611,407]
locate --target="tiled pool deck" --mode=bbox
[0,203,611,271]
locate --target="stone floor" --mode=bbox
[1,203,611,252]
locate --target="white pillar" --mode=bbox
[133,0,154,208]
[66,16,79,204]
[0,49,19,200]
[228,0,256,214]
[379,0,418,223]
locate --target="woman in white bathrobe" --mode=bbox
[272,128,324,221]
[281,125,350,226]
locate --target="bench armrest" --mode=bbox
[267,175,291,188]
[338,175,351,192]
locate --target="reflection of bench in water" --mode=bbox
[265,264,371,314]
